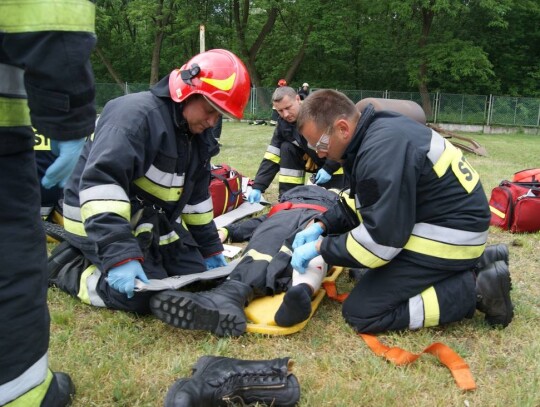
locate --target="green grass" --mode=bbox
[48,122,540,406]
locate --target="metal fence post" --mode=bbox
[433,92,439,123]
[486,94,492,126]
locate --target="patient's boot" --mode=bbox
[476,260,514,327]
[164,356,301,407]
[274,283,313,327]
[475,244,509,273]
[150,279,253,336]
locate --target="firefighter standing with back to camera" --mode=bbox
[48,49,251,314]
[291,89,514,334]
[248,86,346,203]
[0,0,96,405]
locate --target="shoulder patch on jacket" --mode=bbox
[357,178,380,208]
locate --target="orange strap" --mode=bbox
[322,280,477,391]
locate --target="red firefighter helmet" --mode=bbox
[169,49,250,119]
[278,79,287,87]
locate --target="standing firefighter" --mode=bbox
[291,89,513,334]
[48,49,251,315]
[0,0,96,405]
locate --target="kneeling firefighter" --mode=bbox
[48,49,251,314]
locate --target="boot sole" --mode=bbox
[150,291,246,337]
[486,263,514,327]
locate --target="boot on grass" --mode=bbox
[164,356,300,407]
[476,260,514,327]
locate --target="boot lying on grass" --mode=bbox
[164,356,301,407]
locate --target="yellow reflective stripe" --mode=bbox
[134,177,182,203]
[279,174,304,185]
[182,211,213,226]
[345,234,389,268]
[0,0,95,33]
[0,97,30,126]
[404,235,485,260]
[421,286,440,327]
[489,205,505,219]
[34,133,52,151]
[280,245,292,255]
[334,167,344,175]
[432,140,458,177]
[159,231,179,245]
[244,249,273,262]
[63,217,87,236]
[263,151,280,164]
[5,370,52,407]
[451,152,479,193]
[80,200,131,222]
[77,265,97,305]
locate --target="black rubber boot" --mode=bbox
[164,356,301,407]
[475,244,509,273]
[41,372,76,407]
[150,279,253,337]
[274,283,313,327]
[476,260,514,327]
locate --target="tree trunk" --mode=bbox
[94,45,125,91]
[149,0,173,85]
[417,7,434,117]
[233,0,279,87]
[285,23,313,83]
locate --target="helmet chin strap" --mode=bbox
[180,63,201,86]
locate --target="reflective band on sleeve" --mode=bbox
[349,224,401,261]
[134,223,153,236]
[79,184,129,204]
[0,97,30,127]
[81,200,131,222]
[333,167,344,175]
[0,63,26,96]
[183,198,213,214]
[0,0,96,33]
[63,217,87,236]
[345,233,390,268]
[263,151,280,164]
[182,211,214,226]
[279,174,305,185]
[134,177,182,203]
[0,354,49,405]
[159,230,180,245]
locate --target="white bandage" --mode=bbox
[292,255,327,291]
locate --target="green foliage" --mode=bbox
[92,0,540,97]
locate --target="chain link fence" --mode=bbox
[96,83,540,128]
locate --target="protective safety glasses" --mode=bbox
[307,125,333,153]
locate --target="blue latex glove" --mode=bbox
[107,260,149,299]
[291,241,320,274]
[248,188,262,204]
[42,139,85,189]
[206,253,228,270]
[292,222,324,249]
[314,168,332,185]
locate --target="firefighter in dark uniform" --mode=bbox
[150,185,342,336]
[291,89,514,333]
[48,49,251,315]
[248,86,346,203]
[0,0,96,405]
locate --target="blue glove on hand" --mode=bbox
[42,139,86,189]
[291,240,320,274]
[107,260,149,299]
[292,222,324,249]
[206,253,228,270]
[248,189,262,204]
[314,168,332,185]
